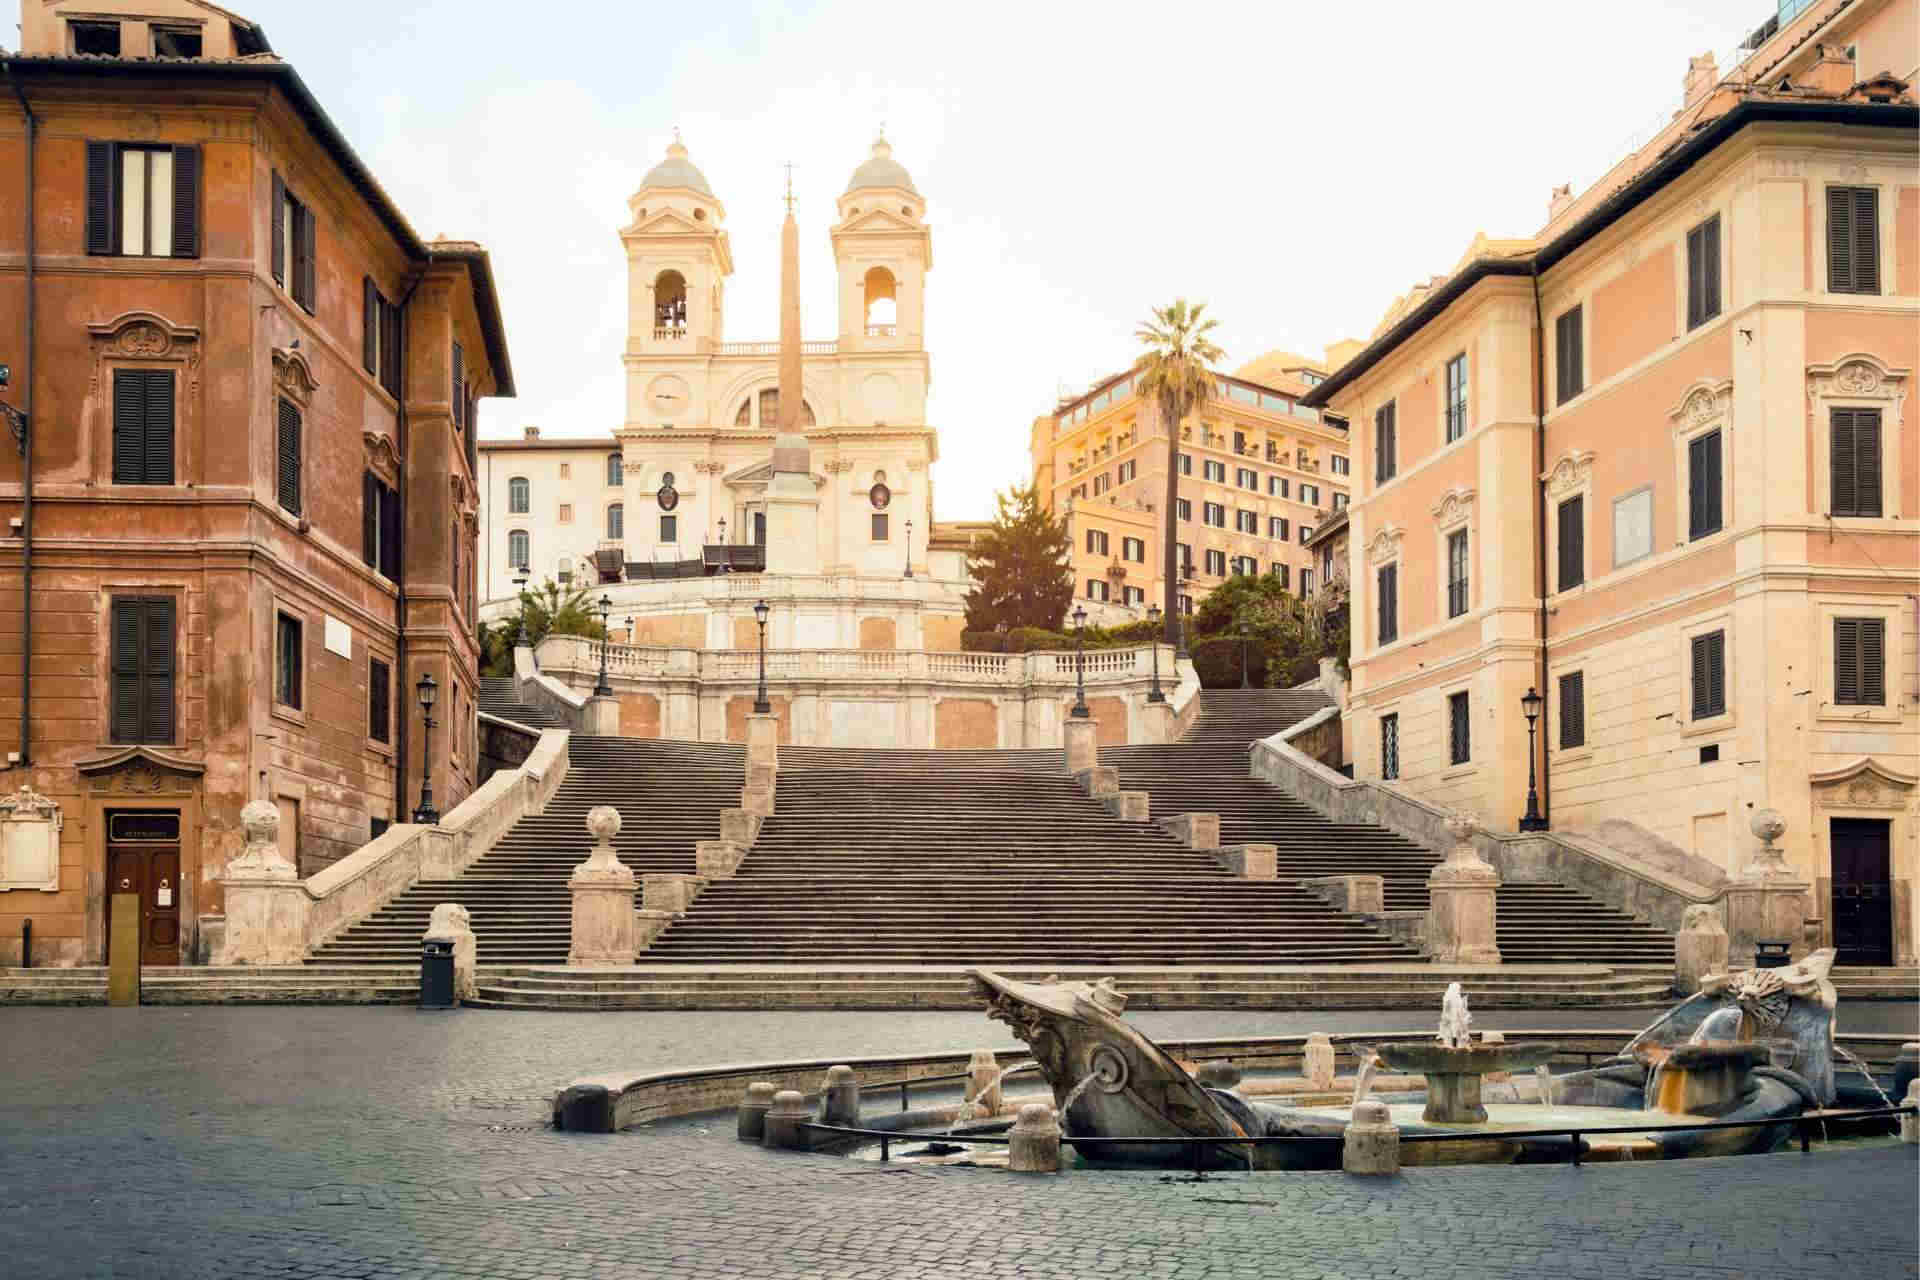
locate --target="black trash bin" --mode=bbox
[1753,941,1792,969]
[420,938,456,1009]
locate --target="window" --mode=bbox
[1178,594,1194,615]
[660,514,679,542]
[1122,585,1144,606]
[1374,402,1397,482]
[1092,473,1111,497]
[1613,487,1653,568]
[1444,353,1468,442]
[1176,498,1192,521]
[1377,564,1398,645]
[1176,542,1193,572]
[369,657,392,745]
[607,503,624,540]
[1298,525,1313,544]
[1447,691,1471,764]
[1829,408,1883,517]
[1235,510,1257,534]
[1300,568,1314,595]
[1233,431,1247,454]
[1086,529,1109,555]
[1117,460,1137,483]
[1329,455,1350,476]
[1834,618,1886,706]
[85,141,200,258]
[508,477,529,514]
[1122,536,1145,563]
[1274,563,1291,590]
[1446,528,1469,618]
[275,397,302,516]
[1690,630,1726,720]
[1203,460,1226,483]
[1557,495,1585,590]
[271,173,316,311]
[1070,484,1087,501]
[508,529,529,569]
[70,19,120,54]
[1269,475,1288,497]
[1300,484,1320,506]
[1203,502,1226,528]
[1086,578,1110,602]
[1237,467,1258,491]
[557,503,573,525]
[1555,305,1584,404]
[1686,215,1721,328]
[362,280,401,396]
[111,368,175,484]
[1559,671,1585,749]
[1204,549,1227,576]
[872,513,889,541]
[1333,492,1349,511]
[152,25,202,57]
[1380,714,1399,780]
[606,453,624,486]
[1688,429,1722,540]
[361,473,401,579]
[451,343,466,431]
[1178,453,1193,476]
[275,612,304,711]
[1269,516,1289,540]
[109,597,175,744]
[1826,186,1880,295]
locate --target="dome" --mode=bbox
[639,140,714,198]
[844,137,919,197]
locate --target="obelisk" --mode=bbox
[764,173,821,575]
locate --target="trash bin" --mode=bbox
[420,938,456,1009]
[1753,941,1792,969]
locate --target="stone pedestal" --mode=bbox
[720,808,762,847]
[1342,1100,1399,1175]
[762,1089,810,1150]
[424,903,477,1001]
[218,801,309,967]
[1724,809,1811,968]
[1303,874,1384,914]
[1901,1080,1919,1145]
[1142,699,1176,744]
[1217,844,1277,880]
[695,840,746,879]
[738,1081,777,1142]
[1303,1033,1336,1090]
[742,762,777,817]
[1426,812,1501,965]
[1075,765,1117,797]
[966,1048,1004,1115]
[1104,790,1149,821]
[1673,904,1730,994]
[1064,717,1098,774]
[569,806,637,966]
[583,694,621,736]
[1008,1104,1062,1173]
[818,1065,861,1126]
[1159,812,1220,850]
[746,713,780,771]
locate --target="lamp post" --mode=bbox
[718,517,730,574]
[625,615,634,646]
[1145,603,1166,703]
[903,518,914,579]
[411,673,439,825]
[1070,605,1090,719]
[1177,568,1193,659]
[752,598,771,714]
[594,594,613,696]
[512,569,530,646]
[1238,623,1252,689]
[1518,685,1548,831]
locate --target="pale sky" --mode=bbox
[259,0,1770,519]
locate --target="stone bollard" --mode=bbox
[966,1048,1004,1116]
[695,839,745,879]
[424,902,478,1002]
[1673,904,1730,995]
[1901,1080,1919,1145]
[1303,1034,1336,1090]
[761,1089,810,1151]
[1008,1103,1062,1173]
[1217,844,1277,880]
[1892,1042,1919,1106]
[1426,812,1501,965]
[217,800,307,966]
[568,806,637,966]
[818,1065,861,1127]
[737,1081,778,1142]
[1105,790,1150,822]
[1342,1099,1400,1175]
[1159,812,1220,851]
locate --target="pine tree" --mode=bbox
[963,483,1074,634]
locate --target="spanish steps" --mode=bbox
[477,677,570,730]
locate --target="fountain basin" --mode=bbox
[1376,1041,1559,1124]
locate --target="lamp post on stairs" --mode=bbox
[1070,605,1090,719]
[1146,603,1165,703]
[753,598,772,714]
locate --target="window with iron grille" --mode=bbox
[1444,353,1468,443]
[1826,186,1880,295]
[112,368,175,484]
[1829,408,1883,517]
[275,397,302,516]
[1690,630,1726,720]
[1377,563,1398,645]
[1686,215,1721,328]
[1555,305,1583,404]
[109,596,175,744]
[1559,670,1585,749]
[1447,691,1470,765]
[1380,713,1399,780]
[1446,528,1469,618]
[1374,402,1397,483]
[1688,429,1722,539]
[369,657,392,745]
[1833,617,1885,706]
[275,612,303,711]
[1557,495,1585,590]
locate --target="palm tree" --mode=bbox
[1135,300,1224,648]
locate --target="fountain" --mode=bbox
[1374,984,1557,1123]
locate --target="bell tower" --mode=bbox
[832,136,933,356]
[621,138,731,427]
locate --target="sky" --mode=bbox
[250,0,1772,519]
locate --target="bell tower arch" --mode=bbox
[621,138,732,426]
[832,136,932,355]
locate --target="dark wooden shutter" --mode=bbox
[111,598,175,743]
[369,658,391,744]
[143,370,174,483]
[270,171,286,284]
[112,369,174,484]
[1559,671,1585,749]
[1837,408,1884,517]
[297,203,316,310]
[1689,430,1721,538]
[1851,187,1879,293]
[380,483,402,581]
[1861,618,1885,704]
[143,599,176,743]
[1558,495,1584,590]
[1830,409,1857,515]
[86,140,115,255]
[1691,631,1725,720]
[1556,306,1583,403]
[1378,564,1397,644]
[362,472,379,566]
[1687,216,1720,327]
[170,144,200,258]
[276,397,302,515]
[110,600,143,742]
[1835,619,1860,705]
[363,279,378,373]
[383,296,402,396]
[1836,618,1886,706]
[451,344,465,428]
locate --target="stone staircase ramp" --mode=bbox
[477,676,570,730]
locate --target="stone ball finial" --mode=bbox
[586,806,623,841]
[240,800,280,846]
[1442,811,1478,844]
[1750,808,1786,848]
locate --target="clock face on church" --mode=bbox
[647,374,690,419]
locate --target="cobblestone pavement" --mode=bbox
[1,1006,1915,1279]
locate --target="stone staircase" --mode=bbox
[0,966,417,1004]
[477,676,569,730]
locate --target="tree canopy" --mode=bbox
[479,578,607,677]
[1134,299,1224,646]
[1188,570,1348,689]
[962,482,1075,635]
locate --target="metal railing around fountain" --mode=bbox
[862,1063,1045,1112]
[803,1105,1918,1173]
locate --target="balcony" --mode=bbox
[653,327,686,341]
[865,323,896,337]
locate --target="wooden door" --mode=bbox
[105,811,182,966]
[1830,817,1893,967]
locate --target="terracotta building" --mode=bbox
[0,0,514,966]
[1305,0,1918,966]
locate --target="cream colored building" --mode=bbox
[1032,351,1357,624]
[1306,3,1919,966]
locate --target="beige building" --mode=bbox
[1306,2,1918,966]
[1031,351,1356,623]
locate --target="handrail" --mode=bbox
[861,1063,1043,1112]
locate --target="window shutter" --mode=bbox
[1830,409,1857,515]
[1851,187,1879,294]
[363,279,378,373]
[1691,631,1725,720]
[1558,495,1583,590]
[86,141,115,255]
[170,144,200,258]
[1861,618,1885,705]
[452,344,465,428]
[276,398,302,515]
[1689,431,1721,538]
[1701,431,1722,533]
[1702,216,1720,320]
[1835,619,1860,705]
[370,659,391,744]
[270,171,286,284]
[1686,224,1703,329]
[112,370,146,483]
[110,601,144,742]
[1827,186,1850,289]
[143,370,174,483]
[1559,671,1585,749]
[297,204,316,309]
[383,298,403,396]
[142,599,176,743]
[362,472,378,566]
[381,484,402,581]
[1855,410,1882,517]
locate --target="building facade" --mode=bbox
[0,0,513,965]
[1031,352,1355,623]
[1307,0,1918,966]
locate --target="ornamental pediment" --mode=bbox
[1810,756,1917,811]
[837,208,919,234]
[630,210,707,236]
[74,746,205,794]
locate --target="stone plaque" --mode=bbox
[324,614,353,658]
[0,785,62,892]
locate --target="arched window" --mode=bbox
[734,399,753,426]
[507,476,529,514]
[606,453,623,487]
[607,503,624,540]
[653,271,687,335]
[873,469,887,485]
[754,387,816,428]
[863,266,897,335]
[508,529,529,570]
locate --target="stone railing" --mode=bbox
[478,712,539,784]
[217,730,569,965]
[714,340,839,356]
[1171,657,1204,738]
[514,645,590,729]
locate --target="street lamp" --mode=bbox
[1238,622,1252,689]
[718,517,730,574]
[752,599,772,714]
[1145,603,1166,703]
[594,594,613,696]
[903,518,914,579]
[1177,567,1193,659]
[512,569,530,647]
[411,673,439,825]
[1070,605,1090,719]
[1518,686,1548,831]
[625,614,634,646]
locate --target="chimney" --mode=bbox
[1547,183,1574,223]
[1684,52,1719,105]
[522,425,541,440]
[1799,41,1857,96]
